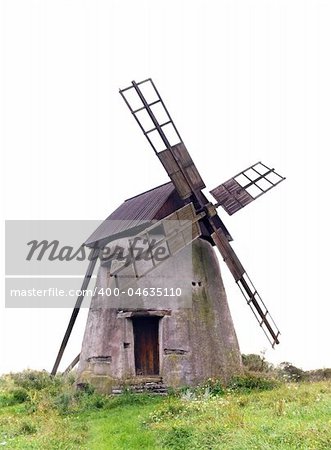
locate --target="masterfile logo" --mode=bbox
[5,220,193,309]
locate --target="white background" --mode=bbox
[1,0,330,374]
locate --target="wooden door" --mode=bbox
[133,317,159,376]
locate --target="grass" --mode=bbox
[81,395,163,450]
[147,382,331,449]
[0,371,331,449]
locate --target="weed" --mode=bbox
[19,420,37,435]
[274,398,286,416]
[10,388,29,404]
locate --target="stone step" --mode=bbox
[111,381,169,395]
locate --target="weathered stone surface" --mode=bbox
[77,238,242,392]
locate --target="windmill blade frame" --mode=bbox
[210,161,286,215]
[119,79,206,200]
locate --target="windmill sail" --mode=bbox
[120,79,205,199]
[210,162,285,215]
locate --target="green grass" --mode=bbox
[81,395,163,450]
[0,371,331,449]
[146,382,331,449]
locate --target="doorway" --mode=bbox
[132,317,159,376]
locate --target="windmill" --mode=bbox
[51,79,285,390]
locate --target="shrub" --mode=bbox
[200,378,225,396]
[76,381,95,395]
[10,370,53,391]
[277,362,305,382]
[228,373,278,392]
[242,353,272,372]
[305,368,331,382]
[10,387,29,404]
[0,392,15,407]
[0,387,29,407]
[77,391,109,410]
[53,385,110,414]
[53,392,75,414]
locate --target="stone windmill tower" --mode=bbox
[51,79,285,393]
